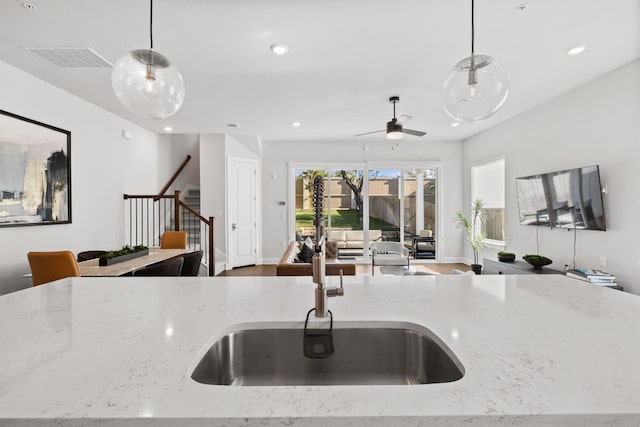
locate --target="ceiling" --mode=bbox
[1,0,639,142]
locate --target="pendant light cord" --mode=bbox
[471,0,475,56]
[150,0,154,50]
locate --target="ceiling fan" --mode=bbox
[354,96,427,139]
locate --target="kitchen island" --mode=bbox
[1,274,640,426]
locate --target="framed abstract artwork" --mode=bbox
[0,110,71,227]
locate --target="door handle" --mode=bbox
[232,223,237,231]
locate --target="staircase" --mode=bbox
[176,187,201,251]
[123,155,216,276]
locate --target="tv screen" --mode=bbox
[516,174,551,226]
[516,165,606,231]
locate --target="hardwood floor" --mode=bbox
[218,263,470,276]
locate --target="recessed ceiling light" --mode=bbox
[566,44,587,56]
[270,44,289,55]
[515,3,528,14]
[291,122,301,127]
[21,2,36,11]
[163,126,173,132]
[451,122,460,127]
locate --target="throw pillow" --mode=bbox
[304,237,314,250]
[298,242,315,263]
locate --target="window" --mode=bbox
[471,158,505,244]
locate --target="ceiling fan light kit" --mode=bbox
[354,96,427,139]
[442,0,510,123]
[111,0,185,119]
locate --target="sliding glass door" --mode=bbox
[291,163,439,261]
[403,168,437,259]
[368,168,402,243]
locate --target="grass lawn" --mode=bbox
[296,209,397,231]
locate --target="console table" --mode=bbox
[482,258,563,275]
[483,258,624,291]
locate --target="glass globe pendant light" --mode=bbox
[111,0,185,119]
[442,0,509,123]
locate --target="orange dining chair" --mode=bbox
[160,231,188,249]
[27,251,80,286]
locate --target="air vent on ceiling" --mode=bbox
[23,46,113,68]
[226,123,240,128]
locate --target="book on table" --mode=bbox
[566,272,616,281]
[567,268,615,279]
[566,268,617,286]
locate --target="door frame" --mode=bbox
[226,156,259,269]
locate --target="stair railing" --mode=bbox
[123,190,215,276]
[156,155,192,199]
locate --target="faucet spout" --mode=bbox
[310,175,344,317]
[312,248,328,317]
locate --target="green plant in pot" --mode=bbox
[523,254,553,270]
[454,198,486,275]
[497,251,516,262]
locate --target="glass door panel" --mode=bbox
[328,169,365,259]
[404,168,437,259]
[368,168,402,244]
[294,169,327,240]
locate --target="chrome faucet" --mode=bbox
[311,176,344,318]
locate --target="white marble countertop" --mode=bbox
[1,274,640,426]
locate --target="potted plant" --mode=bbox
[522,254,553,270]
[454,198,486,274]
[497,251,516,262]
[99,245,149,266]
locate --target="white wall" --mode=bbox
[0,60,164,295]
[158,134,200,194]
[199,134,261,270]
[261,139,465,262]
[464,59,640,294]
[199,134,226,267]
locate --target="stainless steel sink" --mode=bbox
[191,322,464,386]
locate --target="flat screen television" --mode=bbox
[516,165,606,231]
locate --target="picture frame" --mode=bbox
[0,110,71,227]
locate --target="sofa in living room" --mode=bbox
[326,229,383,256]
[276,241,356,276]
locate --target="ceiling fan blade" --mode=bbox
[402,128,427,137]
[396,114,412,125]
[353,129,385,137]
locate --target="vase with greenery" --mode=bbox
[497,251,516,262]
[99,245,149,266]
[454,198,487,274]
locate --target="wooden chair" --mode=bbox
[160,231,188,249]
[27,251,80,286]
[180,250,203,276]
[133,257,184,276]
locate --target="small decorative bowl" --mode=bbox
[497,253,515,262]
[523,255,553,270]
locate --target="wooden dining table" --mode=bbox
[78,248,189,277]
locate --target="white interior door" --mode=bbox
[228,157,257,268]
